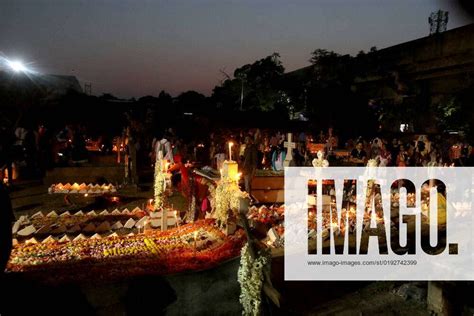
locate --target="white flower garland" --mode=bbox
[154,160,166,210]
[214,178,248,227]
[237,244,270,316]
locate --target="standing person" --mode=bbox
[123,126,130,183]
[0,182,14,272]
[153,131,174,164]
[396,144,409,167]
[271,145,286,171]
[36,123,52,178]
[375,141,391,166]
[23,125,39,177]
[238,136,246,162]
[370,137,382,159]
[0,127,14,186]
[253,129,264,169]
[209,140,216,166]
[129,121,140,185]
[350,141,367,166]
[124,120,139,186]
[326,127,338,152]
[71,125,88,164]
[242,137,258,193]
[389,138,400,166]
[214,145,226,170]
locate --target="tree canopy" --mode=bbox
[212,53,285,112]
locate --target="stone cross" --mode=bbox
[284,133,296,167]
[161,208,168,231]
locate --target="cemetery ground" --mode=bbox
[1,179,431,315]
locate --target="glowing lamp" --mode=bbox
[7,60,27,72]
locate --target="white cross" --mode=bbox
[161,208,168,231]
[284,133,296,162]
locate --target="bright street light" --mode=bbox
[7,60,28,72]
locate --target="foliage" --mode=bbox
[212,53,285,112]
[237,244,270,316]
[214,177,248,227]
[309,49,341,66]
[154,160,166,210]
[435,96,471,137]
[176,90,208,113]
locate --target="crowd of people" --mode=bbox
[194,128,474,170]
[1,121,473,232]
[2,119,474,189]
[0,122,113,186]
[124,127,472,198]
[0,123,52,185]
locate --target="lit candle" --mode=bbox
[228,142,233,161]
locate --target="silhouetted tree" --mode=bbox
[212,53,285,112]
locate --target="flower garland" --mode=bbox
[214,178,248,227]
[237,244,270,316]
[205,179,217,211]
[8,220,246,285]
[154,160,167,210]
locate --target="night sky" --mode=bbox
[1,0,471,98]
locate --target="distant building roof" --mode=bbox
[0,71,83,99]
